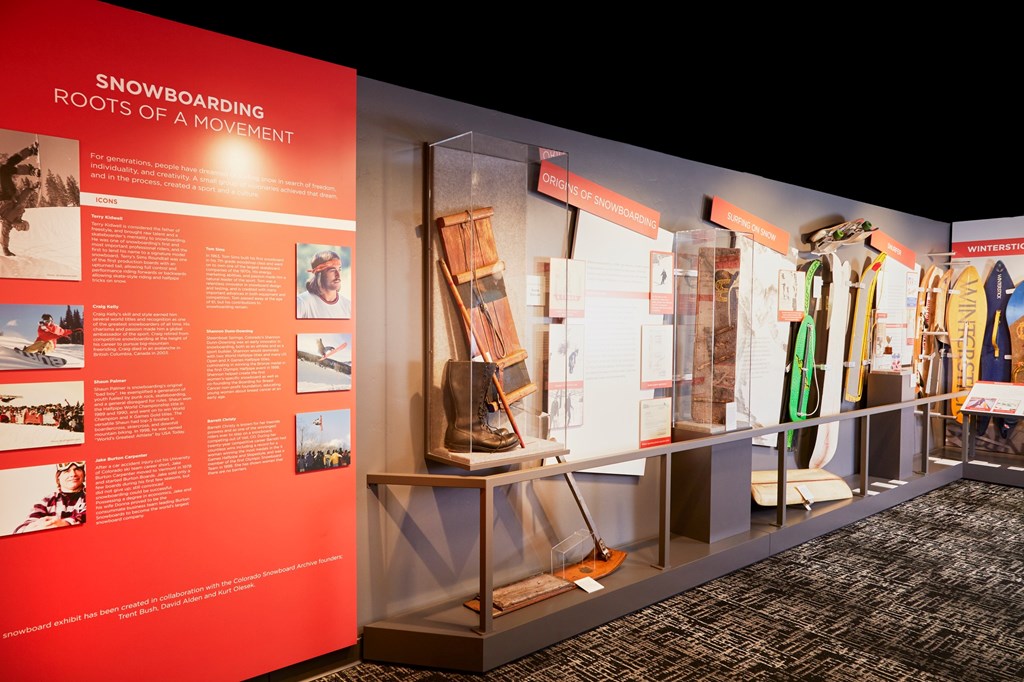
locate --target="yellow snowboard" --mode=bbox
[945,265,987,422]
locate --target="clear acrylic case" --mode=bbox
[426,132,572,468]
[673,228,753,436]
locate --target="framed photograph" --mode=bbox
[295,242,352,319]
[0,380,85,451]
[296,333,351,393]
[295,409,351,473]
[0,304,85,369]
[0,461,87,537]
[0,128,81,281]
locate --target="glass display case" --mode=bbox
[672,227,754,437]
[426,132,572,468]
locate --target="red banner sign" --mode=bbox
[951,237,1024,259]
[869,230,916,269]
[708,196,789,254]
[537,160,660,238]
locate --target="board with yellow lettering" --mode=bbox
[946,265,987,423]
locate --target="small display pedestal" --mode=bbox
[866,372,916,479]
[670,426,752,543]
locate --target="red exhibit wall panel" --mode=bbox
[0,2,357,680]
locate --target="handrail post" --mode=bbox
[920,398,931,474]
[858,414,870,496]
[775,430,787,527]
[656,451,671,569]
[475,483,494,634]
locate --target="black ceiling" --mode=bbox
[106,3,1023,225]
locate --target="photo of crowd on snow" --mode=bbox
[0,380,86,451]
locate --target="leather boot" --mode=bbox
[444,360,518,453]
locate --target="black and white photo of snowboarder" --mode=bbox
[296,332,351,393]
[650,251,673,294]
[0,129,81,281]
[0,304,85,370]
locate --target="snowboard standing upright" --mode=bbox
[978,261,1014,437]
[805,253,851,469]
[844,253,887,403]
[946,265,986,423]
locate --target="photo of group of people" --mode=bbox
[0,380,85,451]
[295,409,351,475]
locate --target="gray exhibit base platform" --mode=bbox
[963,451,1024,487]
[361,462,962,673]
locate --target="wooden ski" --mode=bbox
[912,264,937,395]
[918,265,942,396]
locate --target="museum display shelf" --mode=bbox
[363,390,968,673]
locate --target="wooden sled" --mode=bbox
[464,548,628,617]
[437,207,537,405]
[464,454,628,617]
[751,468,853,508]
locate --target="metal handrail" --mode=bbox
[367,389,966,634]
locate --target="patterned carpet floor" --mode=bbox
[322,480,1024,681]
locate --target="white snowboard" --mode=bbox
[807,253,851,468]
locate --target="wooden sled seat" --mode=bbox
[751,468,853,507]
